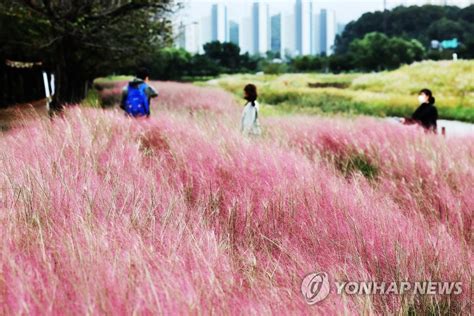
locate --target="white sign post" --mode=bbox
[50,74,55,96]
[42,71,51,111]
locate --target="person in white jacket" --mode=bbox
[241,84,262,136]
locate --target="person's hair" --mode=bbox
[244,84,258,106]
[419,88,435,104]
[136,68,150,80]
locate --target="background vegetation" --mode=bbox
[0,0,176,107]
[335,4,474,59]
[214,60,474,122]
[115,4,474,80]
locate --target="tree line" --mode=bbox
[336,4,474,57]
[135,4,474,78]
[331,4,474,71]
[137,33,425,78]
[1,2,473,106]
[0,0,176,107]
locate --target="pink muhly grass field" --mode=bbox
[0,83,471,315]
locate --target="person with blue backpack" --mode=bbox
[120,68,158,118]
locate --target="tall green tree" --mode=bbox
[146,47,191,80]
[0,0,177,109]
[203,41,242,72]
[349,32,425,71]
[349,32,391,71]
[427,18,464,40]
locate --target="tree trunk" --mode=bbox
[50,66,87,112]
[50,39,88,113]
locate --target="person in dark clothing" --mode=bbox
[120,68,158,118]
[402,89,438,132]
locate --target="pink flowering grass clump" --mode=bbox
[0,83,472,315]
[99,86,125,107]
[267,116,473,244]
[95,81,238,115]
[149,81,239,114]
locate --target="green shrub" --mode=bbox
[336,153,379,180]
[262,62,288,75]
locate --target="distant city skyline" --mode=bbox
[174,0,473,56]
[175,1,350,56]
[176,0,473,26]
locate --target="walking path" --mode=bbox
[387,117,474,137]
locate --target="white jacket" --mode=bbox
[241,101,262,136]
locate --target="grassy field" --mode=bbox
[0,81,472,314]
[213,60,474,122]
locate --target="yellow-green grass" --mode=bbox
[213,60,474,122]
[93,75,133,84]
[83,88,101,108]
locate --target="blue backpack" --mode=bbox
[125,83,149,117]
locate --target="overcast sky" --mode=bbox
[175,0,472,26]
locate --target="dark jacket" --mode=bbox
[411,102,438,131]
[120,78,158,115]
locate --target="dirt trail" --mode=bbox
[0,99,49,130]
[387,117,474,137]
